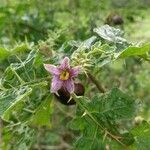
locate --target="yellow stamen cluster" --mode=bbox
[60,71,70,80]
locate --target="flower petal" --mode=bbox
[44,64,60,75]
[51,76,63,93]
[60,57,70,69]
[71,66,81,78]
[64,79,75,93]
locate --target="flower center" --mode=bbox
[60,71,70,80]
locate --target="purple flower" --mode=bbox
[44,57,81,93]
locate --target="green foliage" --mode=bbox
[0,86,32,121]
[69,88,137,149]
[1,24,149,149]
[0,47,10,62]
[30,95,52,127]
[116,43,150,58]
[0,43,31,65]
[0,47,52,148]
[2,123,36,150]
[132,122,150,150]
[71,25,149,70]
[74,136,105,150]
[0,1,150,149]
[94,25,127,44]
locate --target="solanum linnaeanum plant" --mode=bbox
[0,25,150,149]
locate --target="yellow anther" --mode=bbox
[60,71,70,80]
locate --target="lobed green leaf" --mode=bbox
[115,43,150,58]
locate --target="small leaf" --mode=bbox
[115,43,150,58]
[69,36,97,49]
[94,25,127,43]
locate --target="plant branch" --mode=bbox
[86,72,105,93]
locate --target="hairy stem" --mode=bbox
[86,72,105,93]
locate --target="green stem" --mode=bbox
[86,72,105,93]
[11,67,25,84]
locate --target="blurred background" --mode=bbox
[0,0,150,149]
[0,0,150,45]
